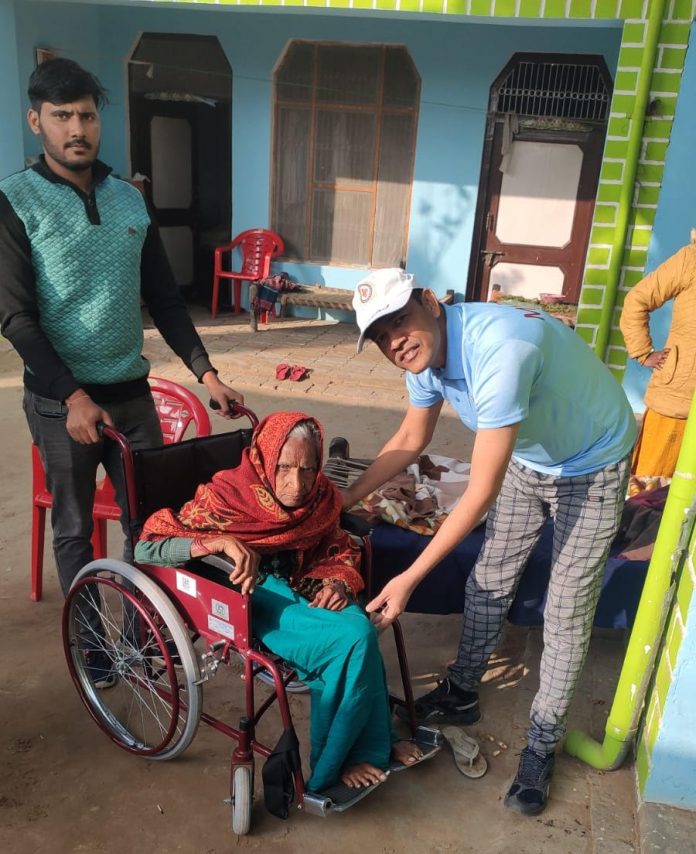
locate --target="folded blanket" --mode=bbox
[252,273,298,314]
[354,454,474,535]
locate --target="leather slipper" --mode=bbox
[440,725,488,778]
[275,363,291,380]
[290,364,311,382]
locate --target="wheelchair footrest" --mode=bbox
[389,727,443,773]
[303,774,389,816]
[415,725,444,749]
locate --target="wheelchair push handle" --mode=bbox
[97,421,126,445]
[209,398,259,427]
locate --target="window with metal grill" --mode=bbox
[272,42,420,267]
[495,57,610,122]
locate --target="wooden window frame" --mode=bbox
[271,40,420,268]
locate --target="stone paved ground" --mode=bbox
[0,308,653,852]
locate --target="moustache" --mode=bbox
[65,140,92,150]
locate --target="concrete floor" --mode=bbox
[0,309,644,853]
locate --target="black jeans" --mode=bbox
[24,388,163,597]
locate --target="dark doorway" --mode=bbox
[467,54,612,305]
[129,34,232,302]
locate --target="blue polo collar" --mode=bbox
[435,303,465,380]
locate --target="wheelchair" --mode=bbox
[61,405,441,835]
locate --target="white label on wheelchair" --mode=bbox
[208,614,235,640]
[211,598,230,621]
[176,571,197,598]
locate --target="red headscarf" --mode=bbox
[140,411,363,593]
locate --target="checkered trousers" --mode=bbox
[448,454,630,754]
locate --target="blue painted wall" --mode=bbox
[636,26,696,809]
[13,2,621,301]
[622,23,696,414]
[0,0,25,178]
[13,2,102,160]
[643,551,696,808]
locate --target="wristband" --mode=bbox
[638,349,654,365]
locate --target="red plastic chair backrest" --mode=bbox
[234,229,284,279]
[148,376,212,444]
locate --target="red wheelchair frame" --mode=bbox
[61,407,439,835]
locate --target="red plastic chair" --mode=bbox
[211,228,284,320]
[30,377,212,602]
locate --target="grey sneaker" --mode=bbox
[504,747,555,816]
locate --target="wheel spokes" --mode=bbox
[68,576,184,753]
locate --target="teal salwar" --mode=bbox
[252,574,393,792]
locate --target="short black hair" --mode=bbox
[28,58,107,110]
[365,288,424,342]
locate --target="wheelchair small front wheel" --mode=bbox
[63,559,202,761]
[231,765,253,836]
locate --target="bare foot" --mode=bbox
[391,739,423,766]
[341,763,388,788]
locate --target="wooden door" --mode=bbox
[128,33,232,299]
[131,99,198,289]
[471,122,604,303]
[467,54,612,304]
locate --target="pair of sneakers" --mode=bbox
[403,678,554,815]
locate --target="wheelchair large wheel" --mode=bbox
[63,559,202,760]
[231,766,253,836]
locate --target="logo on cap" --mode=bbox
[357,283,373,303]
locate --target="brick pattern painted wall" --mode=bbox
[577,0,696,379]
[636,495,696,793]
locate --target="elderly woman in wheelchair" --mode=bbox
[133,410,426,796]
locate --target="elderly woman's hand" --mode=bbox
[191,535,260,595]
[309,581,350,611]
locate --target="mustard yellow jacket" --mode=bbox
[620,240,696,418]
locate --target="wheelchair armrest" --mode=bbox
[187,554,244,595]
[340,511,370,538]
[201,553,237,573]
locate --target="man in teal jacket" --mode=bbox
[0,59,241,681]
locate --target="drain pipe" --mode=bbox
[594,0,667,362]
[565,392,696,769]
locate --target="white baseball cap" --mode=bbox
[353,268,415,353]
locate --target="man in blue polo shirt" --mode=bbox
[343,268,635,816]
